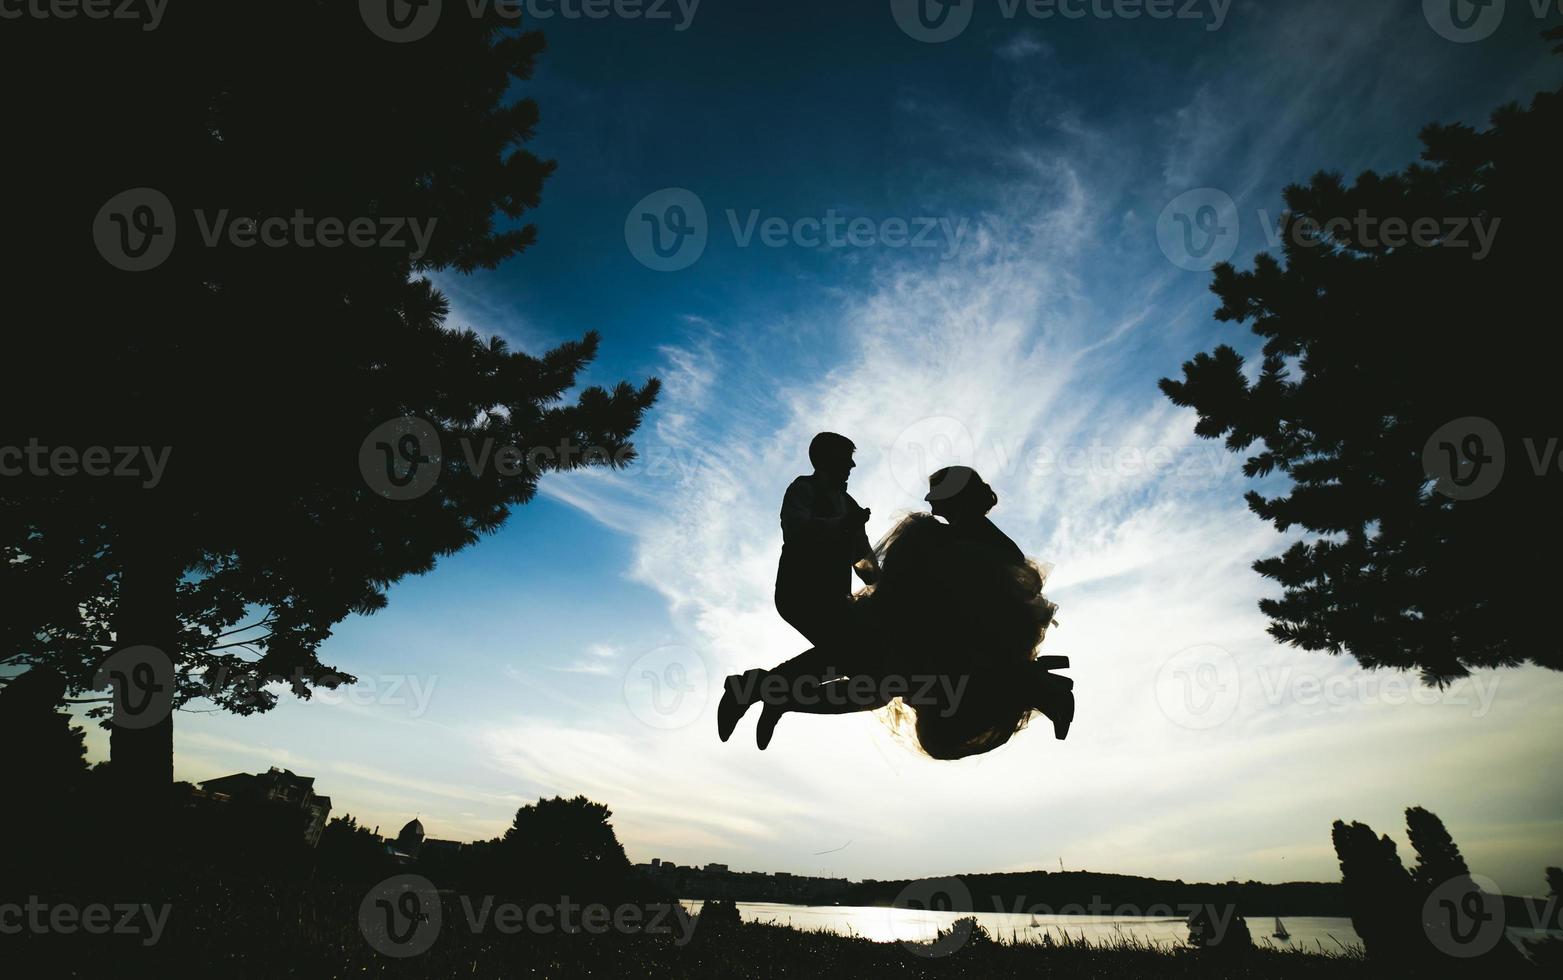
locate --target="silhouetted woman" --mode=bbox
[717,467,1074,757]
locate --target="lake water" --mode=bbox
[682,901,1563,956]
[680,900,1365,952]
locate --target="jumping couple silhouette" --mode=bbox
[717,432,1074,758]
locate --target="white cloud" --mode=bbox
[526,29,1563,891]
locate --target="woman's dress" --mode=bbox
[846,513,1058,760]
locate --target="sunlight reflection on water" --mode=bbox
[679,899,1563,956]
[680,901,1365,951]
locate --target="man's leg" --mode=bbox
[771,587,854,688]
[755,591,893,748]
[720,589,849,743]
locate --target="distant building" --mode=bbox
[705,863,729,873]
[198,766,332,846]
[388,817,424,860]
[385,817,466,864]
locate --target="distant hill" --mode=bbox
[845,870,1349,917]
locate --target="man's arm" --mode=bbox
[847,493,878,585]
[781,479,842,541]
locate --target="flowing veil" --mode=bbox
[852,513,1058,760]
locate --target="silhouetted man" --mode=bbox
[774,432,879,646]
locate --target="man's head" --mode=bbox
[808,432,856,482]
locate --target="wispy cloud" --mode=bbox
[997,31,1049,62]
[525,12,1563,890]
[550,643,623,675]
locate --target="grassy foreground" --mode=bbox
[4,874,1375,979]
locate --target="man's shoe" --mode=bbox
[756,703,783,751]
[717,670,763,743]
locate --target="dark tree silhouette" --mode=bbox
[0,667,87,790]
[0,667,91,871]
[0,6,658,808]
[1331,819,1421,962]
[1160,33,1563,684]
[497,795,634,901]
[1528,866,1563,971]
[696,898,744,933]
[1406,805,1471,894]
[1335,808,1526,969]
[318,814,391,880]
[1186,905,1253,953]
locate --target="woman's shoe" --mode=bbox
[756,703,783,751]
[1046,687,1075,740]
[1029,665,1074,740]
[1035,675,1074,740]
[717,669,764,743]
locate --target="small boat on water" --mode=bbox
[1272,916,1291,940]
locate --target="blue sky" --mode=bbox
[81,1,1563,894]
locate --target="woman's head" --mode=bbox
[925,466,998,522]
